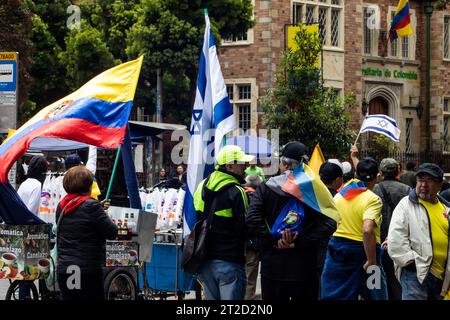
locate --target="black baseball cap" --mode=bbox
[416,163,444,181]
[356,157,378,182]
[281,141,307,162]
[319,161,343,182]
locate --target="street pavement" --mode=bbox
[0,268,261,300]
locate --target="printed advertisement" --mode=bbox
[0,224,51,280]
[106,240,139,267]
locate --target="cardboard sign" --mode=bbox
[0,224,51,280]
[106,240,139,267]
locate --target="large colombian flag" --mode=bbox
[0,56,143,224]
[282,163,340,223]
[389,0,413,42]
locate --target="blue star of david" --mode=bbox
[377,119,388,128]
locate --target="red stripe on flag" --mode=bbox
[394,15,411,30]
[0,118,126,182]
[282,173,304,202]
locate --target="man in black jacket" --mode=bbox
[194,145,254,300]
[246,141,338,300]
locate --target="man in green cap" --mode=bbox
[194,145,254,300]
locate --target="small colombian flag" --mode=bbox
[389,0,413,42]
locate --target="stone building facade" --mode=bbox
[219,0,450,153]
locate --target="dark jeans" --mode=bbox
[400,269,443,300]
[57,271,104,300]
[382,250,402,300]
[261,276,318,301]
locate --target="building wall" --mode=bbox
[219,0,450,152]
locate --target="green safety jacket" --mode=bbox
[193,169,249,264]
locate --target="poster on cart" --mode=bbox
[106,241,139,267]
[107,207,157,263]
[0,224,50,280]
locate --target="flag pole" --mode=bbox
[354,112,368,146]
[105,144,122,201]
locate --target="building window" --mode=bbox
[405,118,413,153]
[225,80,257,133]
[292,0,343,49]
[402,37,409,59]
[293,3,303,25]
[319,8,327,44]
[388,8,415,60]
[222,1,254,46]
[444,16,450,60]
[226,85,233,102]
[364,8,373,55]
[223,33,247,43]
[238,105,251,131]
[331,9,339,46]
[238,85,251,100]
[444,98,450,152]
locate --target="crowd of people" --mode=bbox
[13,140,450,301]
[191,141,450,301]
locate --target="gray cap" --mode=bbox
[379,158,398,173]
[416,163,444,181]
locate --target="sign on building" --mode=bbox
[286,25,320,68]
[0,52,18,134]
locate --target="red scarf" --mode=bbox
[59,194,93,215]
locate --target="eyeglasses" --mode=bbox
[416,177,440,184]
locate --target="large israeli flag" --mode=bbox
[360,114,401,142]
[183,11,235,235]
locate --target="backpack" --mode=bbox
[181,177,239,274]
[270,197,305,239]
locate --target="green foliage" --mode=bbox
[25,0,71,49]
[0,0,33,110]
[126,0,254,124]
[365,133,399,157]
[11,0,254,126]
[19,100,38,125]
[261,25,356,159]
[79,0,140,61]
[60,23,118,91]
[28,15,68,107]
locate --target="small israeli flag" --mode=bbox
[360,114,401,142]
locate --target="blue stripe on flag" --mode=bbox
[184,185,197,231]
[213,96,234,129]
[293,165,321,213]
[197,53,207,101]
[209,29,215,48]
[366,115,398,127]
[361,126,399,141]
[392,3,410,27]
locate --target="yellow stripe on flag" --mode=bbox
[2,129,16,145]
[16,56,144,137]
[303,163,340,223]
[309,143,325,175]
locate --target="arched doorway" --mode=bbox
[365,96,391,155]
[369,96,389,115]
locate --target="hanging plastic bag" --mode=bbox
[270,197,305,239]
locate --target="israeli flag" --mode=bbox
[360,114,401,142]
[183,11,235,236]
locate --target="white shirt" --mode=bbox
[17,178,42,216]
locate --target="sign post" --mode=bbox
[0,52,18,133]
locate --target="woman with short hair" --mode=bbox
[56,165,117,300]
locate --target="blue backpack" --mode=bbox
[270,197,305,239]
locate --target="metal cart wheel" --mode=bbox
[5,280,39,300]
[104,269,137,300]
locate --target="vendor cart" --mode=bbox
[138,230,196,300]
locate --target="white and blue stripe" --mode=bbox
[183,11,235,236]
[360,114,401,142]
